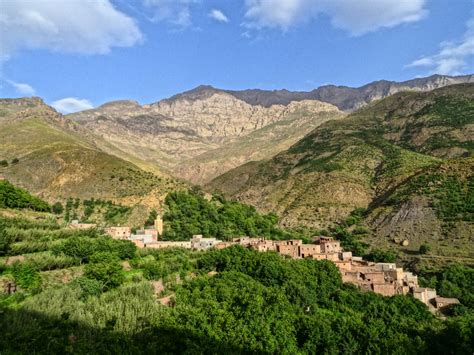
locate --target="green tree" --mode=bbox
[145,209,158,226]
[11,262,41,292]
[84,255,124,291]
[365,248,398,262]
[52,202,64,214]
[0,180,50,212]
[419,244,431,255]
[53,236,95,264]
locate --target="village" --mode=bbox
[69,215,460,312]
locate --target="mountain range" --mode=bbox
[0,74,472,258]
[68,74,473,184]
[209,84,473,259]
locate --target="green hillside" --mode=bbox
[0,212,472,353]
[0,180,50,212]
[0,98,183,210]
[208,84,474,261]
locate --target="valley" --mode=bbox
[2,2,473,352]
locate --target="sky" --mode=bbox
[0,0,473,113]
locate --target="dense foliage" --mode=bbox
[419,264,474,309]
[0,214,473,354]
[0,180,50,212]
[163,190,294,240]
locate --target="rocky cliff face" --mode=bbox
[225,74,474,111]
[69,74,472,184]
[70,92,343,184]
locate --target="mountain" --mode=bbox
[0,98,182,206]
[70,92,343,184]
[207,84,474,257]
[69,74,472,184]
[173,74,473,111]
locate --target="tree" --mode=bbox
[145,209,158,226]
[419,244,431,255]
[0,180,50,212]
[52,202,64,214]
[11,158,19,164]
[365,248,398,263]
[0,160,8,167]
[84,254,124,291]
[11,262,41,292]
[53,237,95,264]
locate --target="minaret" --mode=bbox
[154,214,164,236]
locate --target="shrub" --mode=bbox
[73,276,103,297]
[10,262,41,292]
[365,248,398,263]
[419,244,431,255]
[52,202,64,215]
[0,180,50,212]
[11,158,19,164]
[84,259,124,291]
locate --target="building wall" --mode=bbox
[277,245,299,258]
[105,227,131,239]
[372,283,396,296]
[300,244,321,258]
[146,241,191,249]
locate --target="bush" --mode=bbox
[0,180,50,212]
[73,276,103,298]
[84,259,124,291]
[52,202,64,215]
[0,160,8,167]
[10,262,41,292]
[365,248,398,263]
[419,244,431,255]
[11,158,19,164]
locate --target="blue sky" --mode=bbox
[0,0,473,113]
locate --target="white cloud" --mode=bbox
[243,0,427,35]
[6,80,36,95]
[0,0,143,60]
[144,0,199,27]
[407,17,474,75]
[209,9,229,23]
[51,98,94,114]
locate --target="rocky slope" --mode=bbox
[207,84,474,251]
[200,74,473,111]
[69,74,472,184]
[70,92,343,184]
[0,98,183,206]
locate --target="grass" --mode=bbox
[0,116,181,203]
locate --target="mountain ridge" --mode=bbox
[67,74,473,184]
[0,98,183,208]
[207,83,474,257]
[159,74,473,111]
